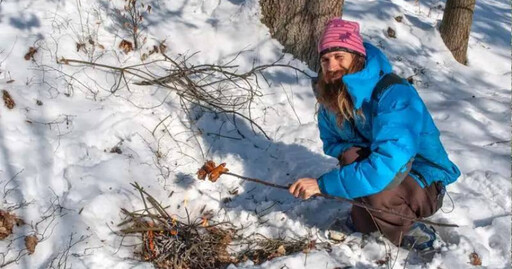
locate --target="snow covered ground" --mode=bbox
[0,0,509,268]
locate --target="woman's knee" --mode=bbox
[361,187,406,209]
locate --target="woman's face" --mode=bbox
[320,51,354,83]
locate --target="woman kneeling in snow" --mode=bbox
[288,18,460,251]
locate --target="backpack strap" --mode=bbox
[353,73,408,141]
[311,76,319,99]
[311,73,408,102]
[371,73,408,102]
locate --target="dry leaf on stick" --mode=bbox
[208,163,228,182]
[197,160,228,182]
[197,160,216,180]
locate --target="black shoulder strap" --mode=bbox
[312,73,407,101]
[371,73,407,101]
[311,76,319,99]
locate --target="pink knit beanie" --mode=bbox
[318,18,366,57]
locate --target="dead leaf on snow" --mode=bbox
[387,27,396,38]
[76,42,86,52]
[24,47,37,61]
[3,90,15,109]
[0,210,17,240]
[25,235,38,254]
[119,39,133,54]
[469,252,482,266]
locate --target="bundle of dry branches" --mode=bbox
[59,46,310,140]
[118,182,320,269]
[119,183,237,268]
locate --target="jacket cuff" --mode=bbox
[317,169,350,199]
[329,144,350,160]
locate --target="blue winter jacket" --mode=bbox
[317,43,461,199]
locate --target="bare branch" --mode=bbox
[58,50,310,140]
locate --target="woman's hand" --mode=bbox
[339,147,371,165]
[289,178,321,199]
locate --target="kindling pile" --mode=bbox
[118,182,317,269]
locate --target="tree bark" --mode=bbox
[439,0,476,65]
[259,0,344,72]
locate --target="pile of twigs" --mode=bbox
[119,182,319,268]
[119,183,237,268]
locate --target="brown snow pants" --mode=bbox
[341,147,443,246]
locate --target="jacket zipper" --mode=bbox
[410,169,428,187]
[349,118,369,142]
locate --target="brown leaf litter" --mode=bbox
[0,210,23,240]
[2,90,15,109]
[25,235,38,254]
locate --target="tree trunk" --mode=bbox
[439,0,476,65]
[259,0,344,72]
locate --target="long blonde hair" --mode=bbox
[316,54,366,125]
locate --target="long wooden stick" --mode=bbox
[223,172,458,228]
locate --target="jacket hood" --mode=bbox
[342,42,393,109]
